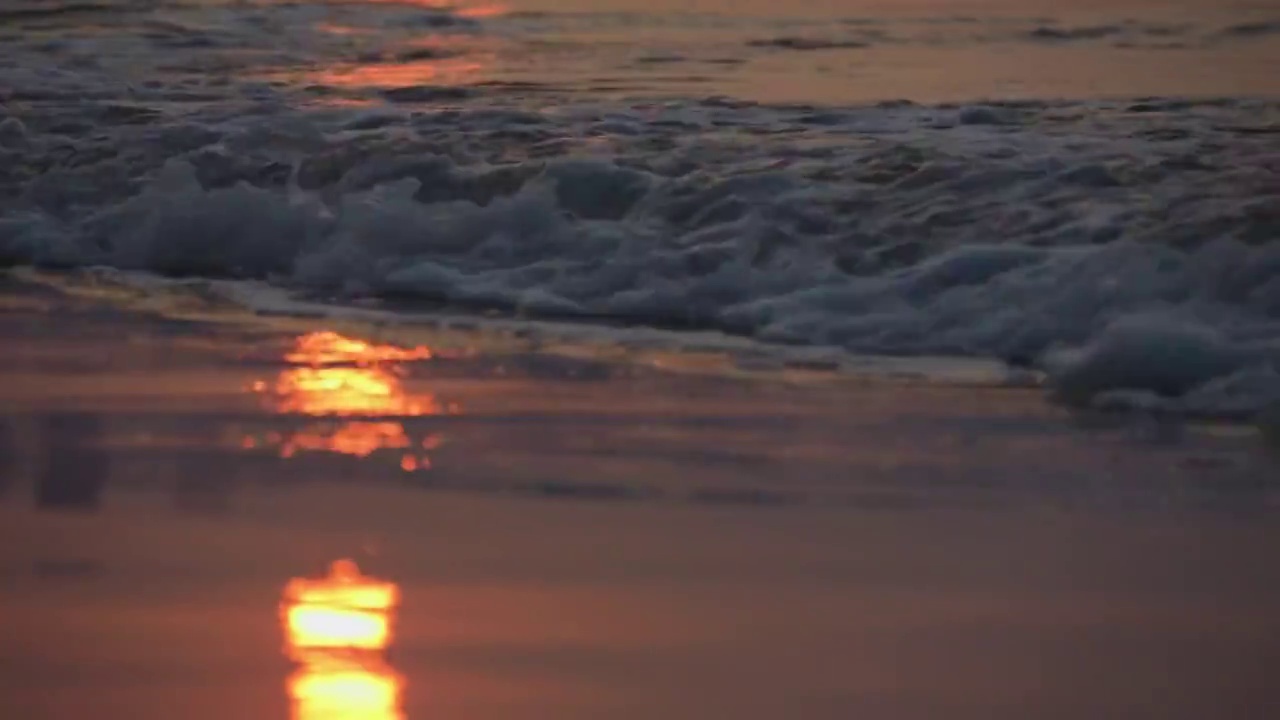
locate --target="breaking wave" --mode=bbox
[2,0,1279,416]
[3,93,1280,415]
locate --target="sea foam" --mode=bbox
[1,0,1278,416]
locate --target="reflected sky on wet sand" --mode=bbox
[1,294,1279,719]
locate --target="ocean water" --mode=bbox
[1,0,1279,414]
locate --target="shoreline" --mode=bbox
[1,269,1275,516]
[6,266,1040,386]
[14,266,1280,428]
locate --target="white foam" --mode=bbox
[1043,315,1248,403]
[2,22,1280,416]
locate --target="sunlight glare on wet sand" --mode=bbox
[270,367,438,418]
[283,559,405,720]
[245,331,453,468]
[288,664,404,720]
[283,559,400,656]
[285,332,434,366]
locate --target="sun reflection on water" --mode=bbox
[285,332,435,366]
[289,664,404,720]
[268,366,439,417]
[356,0,508,15]
[245,331,456,470]
[311,57,488,90]
[295,1,503,93]
[283,559,399,658]
[283,559,405,720]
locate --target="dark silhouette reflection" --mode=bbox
[35,412,107,513]
[0,417,14,498]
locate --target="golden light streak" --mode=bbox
[283,559,405,720]
[288,663,404,720]
[244,332,454,469]
[282,559,399,658]
[314,22,372,37]
[309,58,487,90]
[271,367,440,418]
[356,0,507,12]
[285,331,433,367]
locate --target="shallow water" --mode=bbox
[2,286,1280,720]
[3,0,1278,103]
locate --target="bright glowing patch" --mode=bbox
[282,559,400,659]
[282,559,405,720]
[243,331,454,467]
[288,663,404,720]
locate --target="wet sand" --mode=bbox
[2,275,1279,720]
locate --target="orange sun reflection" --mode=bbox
[283,560,405,720]
[271,366,439,417]
[283,559,399,658]
[288,663,404,720]
[312,58,488,90]
[315,22,372,37]
[285,331,434,366]
[357,0,508,15]
[299,9,499,92]
[245,331,454,469]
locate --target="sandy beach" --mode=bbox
[2,273,1279,720]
